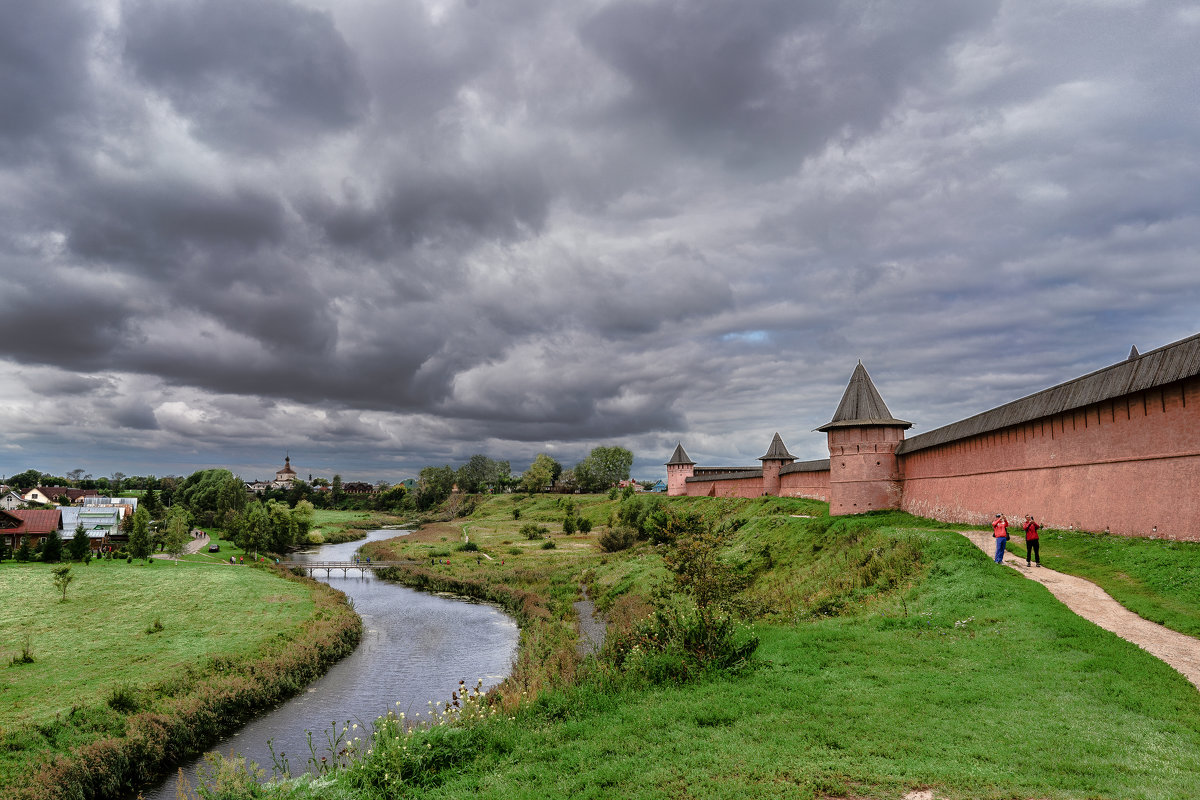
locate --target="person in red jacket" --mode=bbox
[1023,515,1041,567]
[992,513,1009,563]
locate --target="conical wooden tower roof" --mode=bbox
[817,362,912,432]
[758,432,795,461]
[665,442,695,466]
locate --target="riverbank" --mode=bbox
[219,495,1200,799]
[0,561,361,800]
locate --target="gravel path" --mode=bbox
[959,530,1200,691]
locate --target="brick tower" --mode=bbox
[818,362,911,515]
[758,432,796,496]
[665,443,696,496]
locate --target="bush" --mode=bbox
[563,515,577,535]
[599,526,638,553]
[578,518,593,534]
[541,540,556,550]
[520,523,548,540]
[457,541,479,552]
[607,601,758,683]
[513,508,521,520]
[106,684,140,713]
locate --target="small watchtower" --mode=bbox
[665,443,696,496]
[758,432,796,496]
[818,362,911,515]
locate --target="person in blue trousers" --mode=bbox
[992,513,1009,563]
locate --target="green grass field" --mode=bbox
[239,495,1200,800]
[0,560,314,730]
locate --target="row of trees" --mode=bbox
[3,468,184,498]
[414,446,636,509]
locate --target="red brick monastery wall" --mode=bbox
[779,470,830,501]
[683,477,767,498]
[669,334,1200,541]
[899,378,1200,540]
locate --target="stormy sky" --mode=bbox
[2,0,1199,485]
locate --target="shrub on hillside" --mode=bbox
[520,523,548,540]
[599,526,638,553]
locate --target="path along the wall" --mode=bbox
[958,530,1200,691]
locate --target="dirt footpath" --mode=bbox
[959,530,1200,691]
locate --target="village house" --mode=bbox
[0,508,62,552]
[59,506,124,551]
[22,486,99,505]
[1,490,25,511]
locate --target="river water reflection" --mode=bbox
[141,529,518,799]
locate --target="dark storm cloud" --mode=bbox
[0,273,134,367]
[65,178,286,266]
[0,1,95,144]
[581,0,998,165]
[121,0,369,152]
[3,0,1200,483]
[304,160,551,257]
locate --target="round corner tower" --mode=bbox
[665,443,696,496]
[818,362,911,515]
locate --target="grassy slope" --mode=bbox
[0,561,313,729]
[0,559,363,797]
[250,496,1200,800]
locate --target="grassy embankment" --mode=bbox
[188,493,1200,800]
[0,557,361,800]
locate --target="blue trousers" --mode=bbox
[994,536,1007,563]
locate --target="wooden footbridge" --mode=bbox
[277,560,421,577]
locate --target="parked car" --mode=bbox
[208,544,220,552]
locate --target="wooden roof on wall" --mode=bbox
[897,332,1200,455]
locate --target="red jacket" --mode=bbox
[992,518,1009,538]
[1024,520,1039,540]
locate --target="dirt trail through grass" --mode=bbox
[960,530,1200,690]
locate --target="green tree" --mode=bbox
[176,469,245,527]
[68,523,91,561]
[16,536,33,562]
[292,499,315,540]
[574,446,634,492]
[415,465,455,510]
[128,506,152,559]
[520,453,561,494]
[164,505,191,559]
[331,474,345,506]
[7,469,43,491]
[373,485,409,512]
[142,487,161,520]
[457,455,496,494]
[240,501,271,555]
[52,565,74,602]
[265,500,298,553]
[41,529,63,563]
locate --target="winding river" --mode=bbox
[140,529,519,799]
